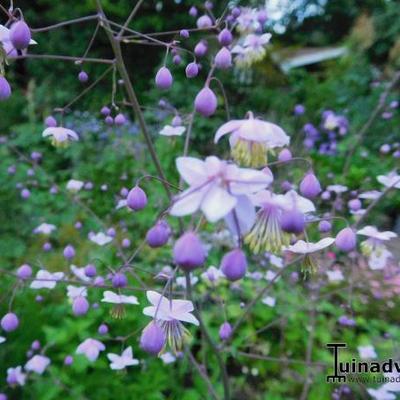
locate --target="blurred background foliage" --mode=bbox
[1,0,400,399]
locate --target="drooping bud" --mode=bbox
[221,249,247,281]
[1,312,19,332]
[140,321,166,355]
[127,185,147,211]
[173,231,206,271]
[105,116,114,125]
[72,296,89,316]
[171,115,182,127]
[78,71,89,83]
[10,21,31,50]
[318,220,332,233]
[114,113,126,126]
[218,28,233,46]
[0,76,11,101]
[185,62,199,78]
[299,172,321,199]
[335,227,356,252]
[100,106,111,116]
[98,323,108,335]
[348,198,361,211]
[84,264,97,278]
[280,209,305,234]
[195,87,217,117]
[112,272,127,288]
[219,322,232,341]
[189,6,198,17]
[63,244,75,260]
[214,47,232,69]
[196,15,212,29]
[17,264,32,280]
[155,67,173,90]
[231,7,241,18]
[194,41,208,57]
[146,221,171,248]
[180,29,189,39]
[278,148,292,162]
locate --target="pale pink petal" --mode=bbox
[214,120,243,143]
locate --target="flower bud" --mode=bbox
[173,231,206,271]
[0,76,11,101]
[100,106,111,116]
[280,209,305,234]
[195,87,217,117]
[17,264,32,280]
[105,116,114,125]
[140,321,166,355]
[185,62,199,78]
[348,198,361,211]
[318,220,332,233]
[221,249,247,281]
[299,172,321,199]
[64,355,73,366]
[231,7,241,18]
[127,185,147,210]
[335,227,356,252]
[173,55,181,65]
[78,71,89,82]
[63,245,75,260]
[72,296,89,316]
[155,67,173,89]
[219,322,232,341]
[196,15,212,29]
[84,264,97,278]
[214,47,232,69]
[146,221,171,248]
[1,312,19,332]
[189,6,198,17]
[114,113,126,126]
[180,29,189,39]
[278,148,292,162]
[112,272,127,288]
[98,323,108,335]
[194,41,208,57]
[10,21,31,50]
[218,28,233,46]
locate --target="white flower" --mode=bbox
[70,265,91,282]
[201,266,224,283]
[67,285,87,300]
[358,345,377,359]
[76,338,105,362]
[159,352,177,364]
[367,388,396,400]
[265,270,280,282]
[170,156,271,224]
[30,270,64,289]
[107,347,139,370]
[326,184,348,193]
[175,275,199,289]
[326,270,344,282]
[43,127,79,147]
[143,291,199,326]
[116,199,128,209]
[159,125,186,137]
[89,232,113,246]
[262,296,276,307]
[0,336,5,344]
[6,366,26,386]
[66,179,84,193]
[33,223,56,235]
[377,172,400,189]
[357,226,397,241]
[284,238,335,254]
[101,291,139,305]
[368,247,392,270]
[359,190,382,200]
[25,355,51,375]
[269,254,284,268]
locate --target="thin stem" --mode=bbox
[117,0,146,38]
[185,272,230,400]
[31,15,99,33]
[96,1,171,199]
[11,54,115,64]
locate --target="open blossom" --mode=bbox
[67,285,87,300]
[42,127,79,147]
[89,232,113,246]
[159,125,186,136]
[70,265,92,282]
[66,179,84,193]
[170,156,271,224]
[25,355,51,375]
[358,344,377,359]
[30,270,64,289]
[246,190,315,254]
[143,291,198,353]
[101,291,139,305]
[0,24,37,57]
[377,172,400,189]
[357,226,397,241]
[76,338,105,362]
[214,112,289,167]
[323,112,348,135]
[201,266,224,284]
[33,223,56,235]
[107,347,139,370]
[6,366,26,386]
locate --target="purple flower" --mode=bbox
[0,76,11,101]
[335,228,356,252]
[146,220,171,248]
[195,87,217,116]
[6,366,26,386]
[112,272,128,288]
[196,15,212,29]
[155,67,173,90]
[173,232,206,271]
[218,28,233,46]
[219,322,232,341]
[221,249,247,281]
[127,185,147,211]
[25,355,50,375]
[76,338,105,362]
[140,321,166,355]
[9,21,31,50]
[299,172,322,199]
[1,313,19,332]
[72,296,90,316]
[63,244,76,260]
[17,264,32,280]
[215,47,232,69]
